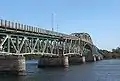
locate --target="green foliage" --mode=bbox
[98,49,110,55]
[99,47,120,59]
[112,47,120,53]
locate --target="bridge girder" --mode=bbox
[0,33,93,56]
[0,19,101,57]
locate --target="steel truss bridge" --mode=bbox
[0,19,102,58]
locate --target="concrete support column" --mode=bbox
[0,37,2,51]
[97,56,101,60]
[0,55,26,75]
[101,56,103,60]
[38,55,69,68]
[93,56,96,62]
[63,55,69,67]
[82,56,86,63]
[17,55,26,75]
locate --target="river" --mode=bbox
[0,59,120,81]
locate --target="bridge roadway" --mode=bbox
[0,19,103,75]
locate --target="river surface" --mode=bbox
[0,59,120,81]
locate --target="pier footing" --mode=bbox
[96,56,101,61]
[38,54,103,68]
[93,56,96,62]
[0,55,26,75]
[68,55,83,65]
[38,55,69,68]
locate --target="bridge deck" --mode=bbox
[0,19,70,37]
[0,19,92,44]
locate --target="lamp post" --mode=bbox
[51,13,55,31]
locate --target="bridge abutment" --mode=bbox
[0,55,26,75]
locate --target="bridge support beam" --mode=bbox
[0,55,26,75]
[68,55,83,64]
[96,56,101,61]
[100,56,103,60]
[98,56,101,60]
[64,55,69,67]
[82,56,86,63]
[93,56,96,62]
[38,55,69,68]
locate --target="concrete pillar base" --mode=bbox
[101,56,103,60]
[0,55,26,75]
[97,56,101,60]
[82,56,86,63]
[38,55,69,68]
[63,55,69,67]
[68,55,83,65]
[93,56,96,62]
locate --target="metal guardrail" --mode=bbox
[0,19,69,37]
[0,19,92,43]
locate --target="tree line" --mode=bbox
[99,47,120,59]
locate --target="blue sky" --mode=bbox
[0,0,120,51]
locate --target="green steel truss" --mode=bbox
[0,19,101,57]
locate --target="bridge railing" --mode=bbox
[0,19,93,44]
[0,19,69,37]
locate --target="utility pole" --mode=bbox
[57,24,59,32]
[51,13,55,31]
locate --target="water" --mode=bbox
[0,59,120,81]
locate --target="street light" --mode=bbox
[51,13,55,32]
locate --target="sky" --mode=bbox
[0,0,120,51]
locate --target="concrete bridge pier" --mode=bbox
[96,56,101,61]
[63,55,69,67]
[38,55,69,68]
[85,55,98,62]
[85,55,94,62]
[68,54,83,64]
[82,56,86,63]
[100,56,103,60]
[0,55,26,75]
[93,56,96,62]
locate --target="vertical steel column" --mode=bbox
[42,39,48,55]
[25,39,27,53]
[51,40,55,54]
[50,40,53,54]
[78,38,81,54]
[56,40,59,55]
[7,35,10,53]
[32,38,39,53]
[63,39,67,55]
[74,40,77,53]
[37,39,40,53]
[46,40,49,53]
[39,40,42,53]
[69,39,72,53]
[31,38,33,50]
[77,40,79,53]
[17,36,19,52]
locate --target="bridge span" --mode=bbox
[0,19,103,75]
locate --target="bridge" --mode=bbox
[0,19,103,75]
